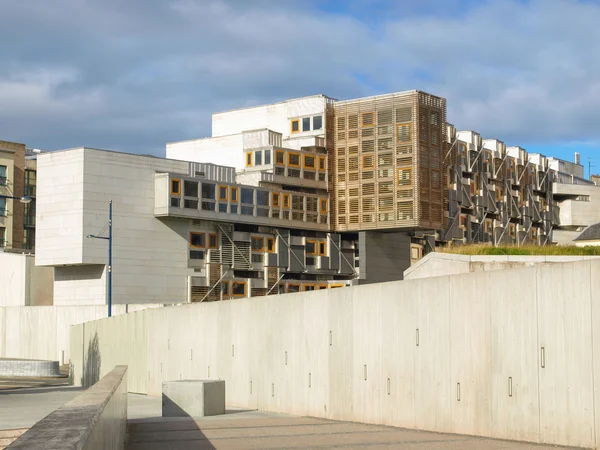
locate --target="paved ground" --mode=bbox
[125,395,577,450]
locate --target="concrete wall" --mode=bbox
[404,252,600,280]
[554,183,600,229]
[70,260,600,448]
[36,148,194,305]
[8,366,128,450]
[0,252,53,306]
[358,231,411,283]
[0,304,162,364]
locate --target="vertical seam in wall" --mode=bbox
[589,261,597,446]
[535,265,541,442]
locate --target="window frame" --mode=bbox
[287,283,301,293]
[318,284,328,290]
[302,117,311,132]
[306,239,317,256]
[319,156,326,171]
[318,241,326,256]
[282,193,290,209]
[320,199,328,214]
[303,154,316,169]
[208,233,219,249]
[189,231,206,248]
[254,150,262,165]
[230,187,239,202]
[362,155,374,169]
[232,281,247,298]
[267,237,275,253]
[313,115,323,130]
[272,192,280,208]
[218,185,228,201]
[330,284,344,289]
[303,284,316,292]
[288,152,301,168]
[290,119,300,134]
[170,178,181,195]
[275,150,286,166]
[362,112,374,127]
[396,123,412,142]
[245,151,252,167]
[396,168,412,186]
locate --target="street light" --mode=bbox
[86,200,113,317]
[0,195,32,204]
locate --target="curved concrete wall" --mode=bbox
[71,260,600,448]
[8,366,128,450]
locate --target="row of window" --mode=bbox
[290,115,323,134]
[189,232,219,249]
[251,236,276,253]
[336,168,412,186]
[274,150,326,171]
[284,283,344,293]
[245,149,271,167]
[459,217,541,239]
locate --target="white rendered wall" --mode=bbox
[212,96,327,139]
[166,134,244,171]
[71,260,600,448]
[0,252,53,307]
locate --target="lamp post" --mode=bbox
[86,200,113,317]
[0,195,32,204]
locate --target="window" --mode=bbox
[190,232,206,248]
[509,224,516,237]
[291,119,300,133]
[24,169,36,197]
[201,183,215,199]
[184,199,198,209]
[219,203,227,213]
[170,197,180,208]
[275,150,285,165]
[0,198,5,216]
[288,284,300,293]
[208,233,218,249]
[252,253,264,263]
[397,168,412,186]
[0,227,4,246]
[189,250,204,260]
[320,199,328,214]
[318,284,328,290]
[0,165,6,185]
[255,150,262,165]
[362,155,374,169]
[241,188,254,204]
[170,178,181,195]
[265,150,271,165]
[304,155,315,168]
[362,112,374,126]
[184,180,198,197]
[218,185,228,201]
[231,187,238,202]
[304,284,316,292]
[288,152,300,167]
[313,115,323,130]
[319,156,326,171]
[330,284,344,289]
[267,238,275,252]
[319,242,326,256]
[283,194,290,208]
[221,282,230,296]
[306,240,317,255]
[396,123,411,142]
[251,236,264,252]
[232,282,247,297]
[531,228,538,239]
[272,192,280,207]
[246,152,252,167]
[302,117,311,132]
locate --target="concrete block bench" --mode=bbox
[162,380,225,418]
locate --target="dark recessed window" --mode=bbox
[189,250,204,260]
[255,151,262,165]
[170,197,180,208]
[184,180,198,197]
[184,199,198,209]
[241,188,254,204]
[264,150,271,165]
[201,183,215,200]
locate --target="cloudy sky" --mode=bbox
[1,0,599,174]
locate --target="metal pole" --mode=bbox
[108,200,112,317]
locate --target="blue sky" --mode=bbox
[0,0,598,176]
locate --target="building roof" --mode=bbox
[574,223,600,241]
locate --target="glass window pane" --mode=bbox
[241,188,254,204]
[302,117,311,132]
[189,250,204,260]
[313,116,322,130]
[265,150,271,165]
[184,181,198,197]
[201,183,215,199]
[255,151,262,165]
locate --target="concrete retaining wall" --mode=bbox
[8,365,128,450]
[404,252,600,280]
[0,358,60,377]
[0,304,164,364]
[71,260,600,448]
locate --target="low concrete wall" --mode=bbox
[404,252,600,280]
[0,358,60,377]
[8,365,128,450]
[0,304,164,363]
[70,260,600,448]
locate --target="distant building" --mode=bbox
[0,140,39,251]
[573,223,600,246]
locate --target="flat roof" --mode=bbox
[213,94,336,115]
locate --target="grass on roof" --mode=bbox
[438,244,600,256]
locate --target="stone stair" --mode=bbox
[0,428,27,449]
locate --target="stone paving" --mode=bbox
[125,395,578,450]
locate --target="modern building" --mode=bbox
[0,140,39,251]
[34,90,600,306]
